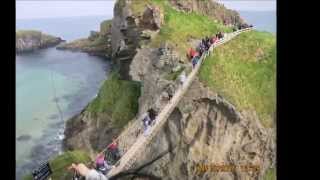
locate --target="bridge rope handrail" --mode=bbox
[95,27,252,177]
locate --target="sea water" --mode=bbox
[16,16,111,179]
[238,11,276,34]
[15,11,276,179]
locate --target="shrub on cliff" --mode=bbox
[23,150,91,180]
[150,0,231,56]
[199,30,276,128]
[100,19,112,35]
[88,72,141,128]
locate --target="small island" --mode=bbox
[56,20,112,57]
[16,30,65,53]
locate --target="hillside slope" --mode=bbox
[53,0,277,180]
[16,30,64,53]
[56,20,112,57]
[199,30,276,128]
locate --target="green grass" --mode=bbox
[264,167,276,180]
[16,30,57,40]
[91,35,107,46]
[165,67,185,81]
[23,150,91,180]
[87,72,141,128]
[150,0,231,56]
[130,0,154,16]
[199,30,276,128]
[100,19,112,35]
[16,30,41,39]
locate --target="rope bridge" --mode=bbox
[102,28,253,177]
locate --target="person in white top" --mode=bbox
[69,163,108,180]
[142,112,151,136]
[179,71,187,86]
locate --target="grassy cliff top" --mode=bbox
[199,30,276,128]
[87,72,141,128]
[100,19,112,35]
[116,0,230,57]
[16,30,41,39]
[16,30,57,40]
[149,0,231,57]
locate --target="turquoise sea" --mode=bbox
[238,11,276,34]
[16,16,111,179]
[15,10,276,180]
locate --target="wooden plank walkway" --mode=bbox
[106,28,252,177]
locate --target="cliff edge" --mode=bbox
[16,30,64,53]
[56,20,112,57]
[62,0,276,179]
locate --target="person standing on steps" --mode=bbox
[106,138,120,164]
[95,154,114,175]
[217,32,223,39]
[210,35,218,45]
[187,47,198,60]
[205,36,211,51]
[147,109,157,126]
[68,163,108,180]
[142,112,151,136]
[95,153,107,174]
[191,55,200,68]
[179,71,187,86]
[197,40,204,56]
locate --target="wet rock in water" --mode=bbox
[16,30,65,53]
[17,134,32,141]
[30,144,50,160]
[48,114,59,120]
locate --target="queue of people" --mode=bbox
[187,31,225,68]
[233,23,253,32]
[69,138,122,179]
[67,25,255,180]
[92,138,121,175]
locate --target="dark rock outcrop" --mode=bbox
[111,0,164,79]
[56,20,112,57]
[63,111,121,157]
[140,5,164,30]
[17,134,32,141]
[16,30,64,53]
[113,79,275,180]
[63,1,275,179]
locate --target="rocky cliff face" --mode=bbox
[169,0,244,26]
[16,30,64,53]
[110,0,243,80]
[63,110,122,158]
[63,0,275,179]
[111,0,164,79]
[113,45,276,179]
[114,82,275,179]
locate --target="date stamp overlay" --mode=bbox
[195,163,261,174]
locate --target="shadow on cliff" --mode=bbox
[110,145,176,180]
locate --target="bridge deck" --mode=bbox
[106,28,252,177]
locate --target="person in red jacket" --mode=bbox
[106,138,120,164]
[187,48,199,60]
